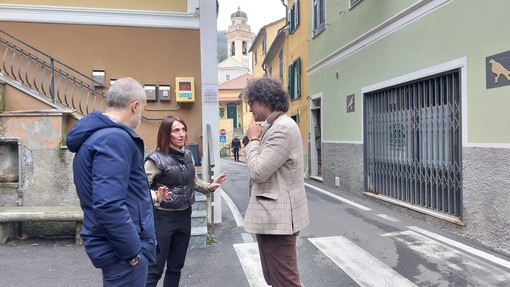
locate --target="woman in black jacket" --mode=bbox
[145,115,227,287]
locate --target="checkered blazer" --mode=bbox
[244,114,310,235]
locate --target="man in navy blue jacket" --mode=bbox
[67,77,156,287]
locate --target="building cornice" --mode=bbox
[308,0,451,75]
[0,4,199,29]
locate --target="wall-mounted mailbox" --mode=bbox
[92,70,106,87]
[144,84,157,101]
[175,77,195,103]
[158,85,171,101]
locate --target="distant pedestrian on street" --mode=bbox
[67,77,157,287]
[242,77,310,287]
[145,115,227,287]
[231,136,241,161]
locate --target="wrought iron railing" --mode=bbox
[0,29,106,115]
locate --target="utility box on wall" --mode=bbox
[175,77,195,103]
[158,85,171,101]
[144,84,157,101]
[92,70,106,87]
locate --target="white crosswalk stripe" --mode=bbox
[233,242,267,287]
[234,232,510,286]
[309,236,418,287]
[383,229,510,286]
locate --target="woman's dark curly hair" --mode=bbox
[243,77,289,112]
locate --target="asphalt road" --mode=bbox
[1,158,510,287]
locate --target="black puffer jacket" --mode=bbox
[146,147,195,209]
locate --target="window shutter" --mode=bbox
[296,58,301,97]
[288,64,294,100]
[295,0,300,28]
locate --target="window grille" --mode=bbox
[364,70,462,218]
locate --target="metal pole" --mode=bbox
[200,0,221,224]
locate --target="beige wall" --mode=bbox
[0,0,187,12]
[1,21,202,151]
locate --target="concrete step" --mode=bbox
[191,210,207,228]
[190,226,207,245]
[190,193,208,245]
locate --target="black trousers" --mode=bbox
[232,148,240,161]
[146,207,192,287]
[256,233,302,287]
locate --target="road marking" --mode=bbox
[233,242,267,287]
[242,233,254,243]
[309,236,417,287]
[221,190,244,227]
[377,213,400,222]
[304,183,371,211]
[383,230,510,285]
[408,226,510,270]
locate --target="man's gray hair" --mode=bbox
[107,77,146,109]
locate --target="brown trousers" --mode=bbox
[256,233,302,287]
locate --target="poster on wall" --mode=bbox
[203,85,218,104]
[346,94,355,113]
[486,50,510,89]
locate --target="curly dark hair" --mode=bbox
[242,77,289,113]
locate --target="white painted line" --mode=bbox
[241,232,254,243]
[377,214,400,222]
[1,212,45,215]
[309,236,417,287]
[383,230,510,284]
[233,242,267,287]
[305,183,371,211]
[408,226,510,270]
[221,190,244,227]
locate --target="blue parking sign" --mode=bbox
[219,135,226,142]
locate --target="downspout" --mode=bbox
[280,0,289,79]
[262,1,288,75]
[280,0,288,33]
[17,138,23,206]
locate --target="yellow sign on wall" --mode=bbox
[175,77,195,103]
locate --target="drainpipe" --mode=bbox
[280,0,288,33]
[17,138,23,206]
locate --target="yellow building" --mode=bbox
[218,73,253,153]
[253,0,310,173]
[249,18,286,78]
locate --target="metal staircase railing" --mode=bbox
[0,29,107,115]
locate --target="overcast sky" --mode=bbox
[216,0,286,34]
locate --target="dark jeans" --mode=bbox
[146,207,192,287]
[233,148,240,161]
[102,253,149,287]
[256,233,302,287]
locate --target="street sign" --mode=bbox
[219,135,226,142]
[220,128,226,135]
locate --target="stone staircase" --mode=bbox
[190,193,208,245]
